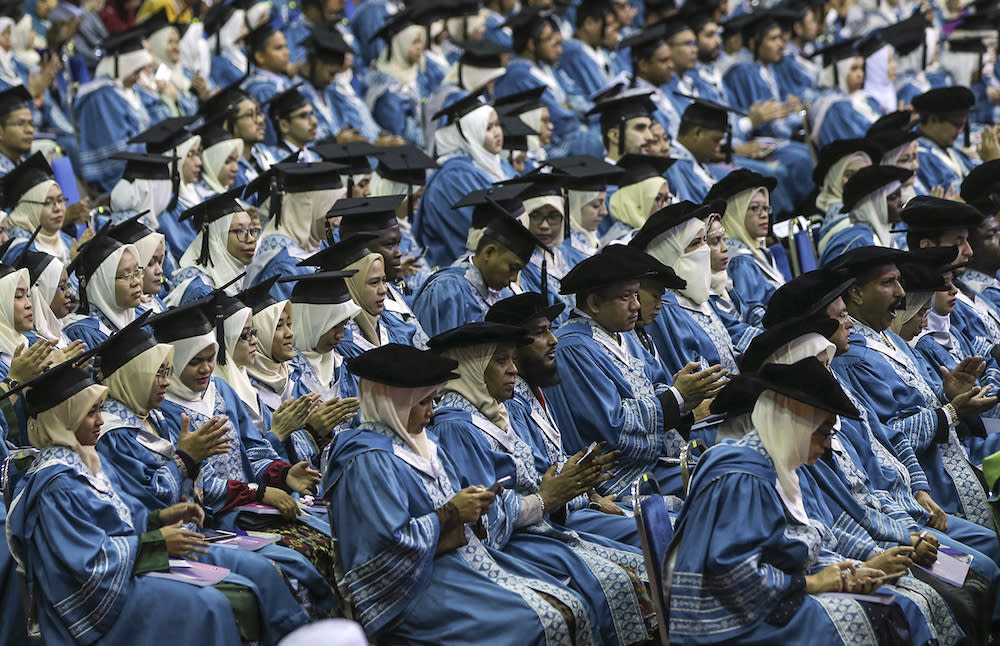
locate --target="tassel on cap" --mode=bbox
[725,123,733,164]
[197,225,213,267]
[215,304,226,365]
[540,255,549,305]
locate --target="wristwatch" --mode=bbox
[247,483,260,500]
[2,377,19,390]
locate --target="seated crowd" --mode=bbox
[6,0,1000,643]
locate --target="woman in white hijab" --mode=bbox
[567,187,608,257]
[865,43,899,115]
[709,170,784,326]
[170,192,258,304]
[63,236,143,347]
[326,343,588,645]
[147,21,199,117]
[196,126,244,196]
[18,249,72,347]
[633,200,742,374]
[4,152,74,266]
[366,21,431,147]
[810,45,883,148]
[814,144,875,216]
[517,189,577,321]
[435,103,508,181]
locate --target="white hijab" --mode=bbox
[95,47,154,84]
[179,210,248,293]
[435,104,506,182]
[569,189,602,252]
[214,307,260,415]
[30,257,65,344]
[816,151,872,213]
[148,25,191,93]
[173,135,203,208]
[0,269,29,356]
[8,180,69,262]
[292,299,361,387]
[865,44,898,114]
[376,24,425,85]
[763,333,836,368]
[111,177,174,230]
[165,331,218,404]
[360,378,442,461]
[722,187,769,262]
[819,56,859,95]
[248,300,292,395]
[264,187,345,253]
[646,217,712,305]
[88,246,139,332]
[201,138,244,195]
[850,180,901,247]
[29,383,109,475]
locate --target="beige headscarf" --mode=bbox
[29,256,65,343]
[104,343,175,422]
[263,187,346,254]
[29,383,109,475]
[0,269,29,356]
[722,187,769,262]
[523,195,565,247]
[292,299,361,387]
[8,180,68,262]
[359,378,442,461]
[850,182,900,248]
[889,291,932,337]
[609,176,666,229]
[148,25,191,94]
[88,246,139,331]
[165,331,217,403]
[816,151,872,213]
[345,253,385,346]
[201,138,244,194]
[441,342,510,431]
[213,307,260,414]
[751,390,830,526]
[248,300,293,395]
[645,217,712,305]
[763,332,836,368]
[569,189,603,252]
[376,24,426,84]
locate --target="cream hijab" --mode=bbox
[850,181,900,247]
[201,138,244,195]
[8,180,69,262]
[569,189,602,251]
[360,378,442,461]
[29,257,65,343]
[292,299,362,387]
[89,246,139,332]
[816,151,872,213]
[441,342,510,431]
[722,187,769,262]
[174,135,203,208]
[646,216,712,305]
[148,25,191,94]
[889,291,932,337]
[264,187,346,254]
[762,332,836,368]
[751,390,831,526]
[609,176,666,229]
[214,307,260,415]
[435,104,506,182]
[178,210,248,293]
[111,176,174,230]
[0,269,29,356]
[166,331,217,403]
[345,253,385,346]
[248,300,293,395]
[105,343,175,422]
[29,383,109,475]
[377,24,426,85]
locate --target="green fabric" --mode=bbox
[983,452,1000,534]
[145,508,164,531]
[0,395,20,444]
[133,529,170,575]
[213,582,262,642]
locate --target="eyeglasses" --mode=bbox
[653,192,672,205]
[236,109,263,121]
[748,203,773,215]
[4,119,33,129]
[229,226,262,243]
[528,212,563,226]
[22,196,68,208]
[238,329,258,342]
[114,268,143,282]
[155,365,174,380]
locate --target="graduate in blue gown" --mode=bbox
[1,152,76,269]
[543,247,697,498]
[244,161,347,300]
[167,189,257,305]
[425,323,651,646]
[414,207,540,337]
[103,212,170,319]
[63,234,143,348]
[816,165,912,266]
[364,14,433,147]
[556,0,619,98]
[808,41,883,149]
[669,358,916,646]
[242,24,294,146]
[416,97,508,268]
[75,31,155,192]
[293,27,356,143]
[912,86,979,193]
[202,0,258,88]
[4,363,248,646]
[486,292,643,546]
[264,85,321,163]
[705,215,761,344]
[349,0,403,68]
[324,343,593,645]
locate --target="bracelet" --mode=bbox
[172,454,187,478]
[943,403,959,428]
[535,493,546,514]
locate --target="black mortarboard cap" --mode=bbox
[149,298,215,342]
[811,38,859,67]
[432,87,489,125]
[629,199,726,251]
[282,269,357,305]
[961,159,1000,209]
[739,315,840,372]
[720,12,755,39]
[499,114,537,151]
[586,88,656,121]
[541,155,624,191]
[840,165,912,212]
[236,275,282,314]
[179,187,246,266]
[493,85,547,116]
[375,144,438,186]
[679,94,746,131]
[0,85,31,119]
[704,168,778,203]
[616,153,677,188]
[128,116,200,153]
[618,23,668,58]
[762,268,855,327]
[604,243,686,289]
[912,86,976,114]
[193,115,237,150]
[15,246,56,287]
[199,77,252,123]
[312,141,379,176]
[92,310,158,381]
[453,38,511,68]
[486,291,566,326]
[560,244,658,295]
[66,230,124,314]
[301,26,355,61]
[866,110,919,153]
[100,27,147,57]
[480,210,545,263]
[346,343,460,387]
[107,211,156,247]
[111,152,176,181]
[0,152,52,210]
[719,357,861,419]
[427,321,533,352]
[333,195,406,233]
[811,138,880,185]
[504,8,560,52]
[823,246,910,277]
[899,195,984,232]
[2,357,98,417]
[297,232,380,270]
[897,260,952,294]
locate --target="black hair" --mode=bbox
[575,0,612,30]
[512,15,559,55]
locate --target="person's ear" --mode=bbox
[847,284,863,307]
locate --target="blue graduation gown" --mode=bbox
[814,97,879,149]
[6,447,244,646]
[816,213,879,266]
[0,438,24,646]
[246,232,313,301]
[670,432,913,646]
[323,423,588,644]
[242,71,291,146]
[63,306,125,348]
[663,152,714,204]
[557,39,614,98]
[961,268,1000,315]
[412,261,517,338]
[211,52,246,89]
[74,81,151,191]
[724,240,785,326]
[646,290,743,376]
[365,69,430,147]
[159,200,200,261]
[349,0,397,67]
[722,62,802,140]
[431,392,648,646]
[831,322,995,530]
[916,136,975,193]
[951,284,1000,361]
[543,315,686,497]
[414,155,493,268]
[325,80,382,141]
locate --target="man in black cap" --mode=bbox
[914,85,1000,192]
[585,89,657,162]
[413,207,542,337]
[200,81,277,189]
[266,86,320,162]
[962,200,1000,315]
[0,86,34,176]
